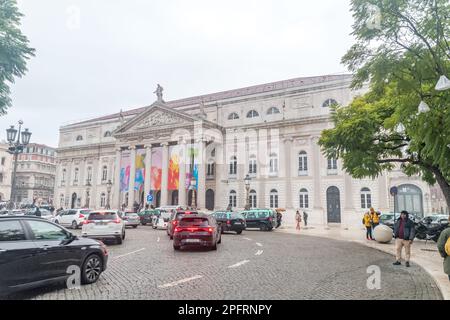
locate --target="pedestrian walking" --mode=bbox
[437,215,450,282]
[303,211,308,227]
[363,211,373,240]
[393,210,416,267]
[295,210,302,230]
[35,207,41,217]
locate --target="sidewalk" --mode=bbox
[275,224,450,300]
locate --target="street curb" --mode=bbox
[275,227,449,300]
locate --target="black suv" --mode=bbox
[213,211,246,234]
[241,209,277,231]
[0,216,108,296]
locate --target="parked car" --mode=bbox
[152,210,170,230]
[173,213,221,250]
[138,209,159,226]
[421,214,449,225]
[120,212,140,228]
[0,215,108,296]
[81,210,126,244]
[240,209,277,231]
[167,210,198,239]
[213,211,246,234]
[53,209,91,229]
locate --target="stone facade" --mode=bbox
[14,143,56,205]
[54,74,440,227]
[0,142,13,202]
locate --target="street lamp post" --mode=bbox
[6,121,32,210]
[189,179,197,209]
[244,174,251,210]
[106,180,112,209]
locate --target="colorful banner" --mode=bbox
[120,150,131,192]
[186,144,199,190]
[151,147,162,191]
[168,145,180,191]
[134,148,146,192]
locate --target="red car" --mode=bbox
[167,210,198,239]
[173,214,222,251]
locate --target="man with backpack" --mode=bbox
[437,215,450,282]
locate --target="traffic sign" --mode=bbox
[147,194,153,203]
[390,186,398,196]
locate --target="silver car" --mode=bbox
[121,212,140,228]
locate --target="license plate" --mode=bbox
[185,239,200,243]
[234,222,241,225]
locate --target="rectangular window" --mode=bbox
[1,157,5,166]
[0,220,26,241]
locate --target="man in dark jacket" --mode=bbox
[393,210,416,267]
[437,216,450,282]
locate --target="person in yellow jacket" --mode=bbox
[370,207,380,228]
[363,211,374,240]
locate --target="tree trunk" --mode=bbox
[429,166,450,212]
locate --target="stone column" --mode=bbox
[178,140,187,207]
[197,139,207,209]
[113,148,121,209]
[128,146,136,209]
[311,136,325,224]
[284,137,293,209]
[214,141,224,210]
[144,145,152,202]
[161,142,169,206]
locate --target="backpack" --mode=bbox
[445,237,450,256]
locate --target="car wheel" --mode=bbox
[212,242,217,250]
[81,254,103,284]
[122,230,126,240]
[71,221,78,229]
[218,235,222,244]
[141,222,146,226]
[236,230,242,235]
[260,225,266,231]
[173,245,181,251]
[133,225,137,229]
[116,236,123,244]
[170,235,173,240]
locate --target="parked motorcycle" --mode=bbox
[415,217,449,242]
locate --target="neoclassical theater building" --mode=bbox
[54,74,437,227]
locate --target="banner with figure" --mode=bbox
[168,145,180,190]
[134,148,146,192]
[120,150,131,192]
[151,147,162,191]
[186,144,199,190]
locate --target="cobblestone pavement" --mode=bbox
[7,226,443,300]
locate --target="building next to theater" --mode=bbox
[54,74,446,227]
[13,143,56,206]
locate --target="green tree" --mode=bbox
[0,0,35,114]
[319,0,450,209]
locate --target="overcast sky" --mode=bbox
[2,0,355,147]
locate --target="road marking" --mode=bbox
[228,260,250,268]
[112,248,146,260]
[255,250,264,256]
[158,275,203,288]
[157,237,160,242]
[256,242,263,247]
[243,237,252,241]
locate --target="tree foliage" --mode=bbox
[0,0,35,114]
[319,0,450,208]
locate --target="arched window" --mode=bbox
[229,156,237,175]
[76,135,83,141]
[60,194,65,208]
[229,190,237,208]
[269,153,278,174]
[102,165,108,181]
[228,112,239,120]
[207,160,215,177]
[248,155,257,175]
[361,187,372,209]
[100,193,106,208]
[270,189,279,208]
[246,110,259,118]
[267,107,280,115]
[73,168,79,183]
[104,131,112,137]
[298,151,308,174]
[322,99,338,108]
[299,188,309,209]
[249,190,257,209]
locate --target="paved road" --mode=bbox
[7,226,442,300]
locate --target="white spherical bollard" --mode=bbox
[373,224,393,243]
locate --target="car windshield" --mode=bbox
[80,210,91,215]
[245,211,269,219]
[88,212,118,220]
[176,211,198,219]
[229,213,245,220]
[125,212,138,216]
[214,212,227,219]
[179,217,209,227]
